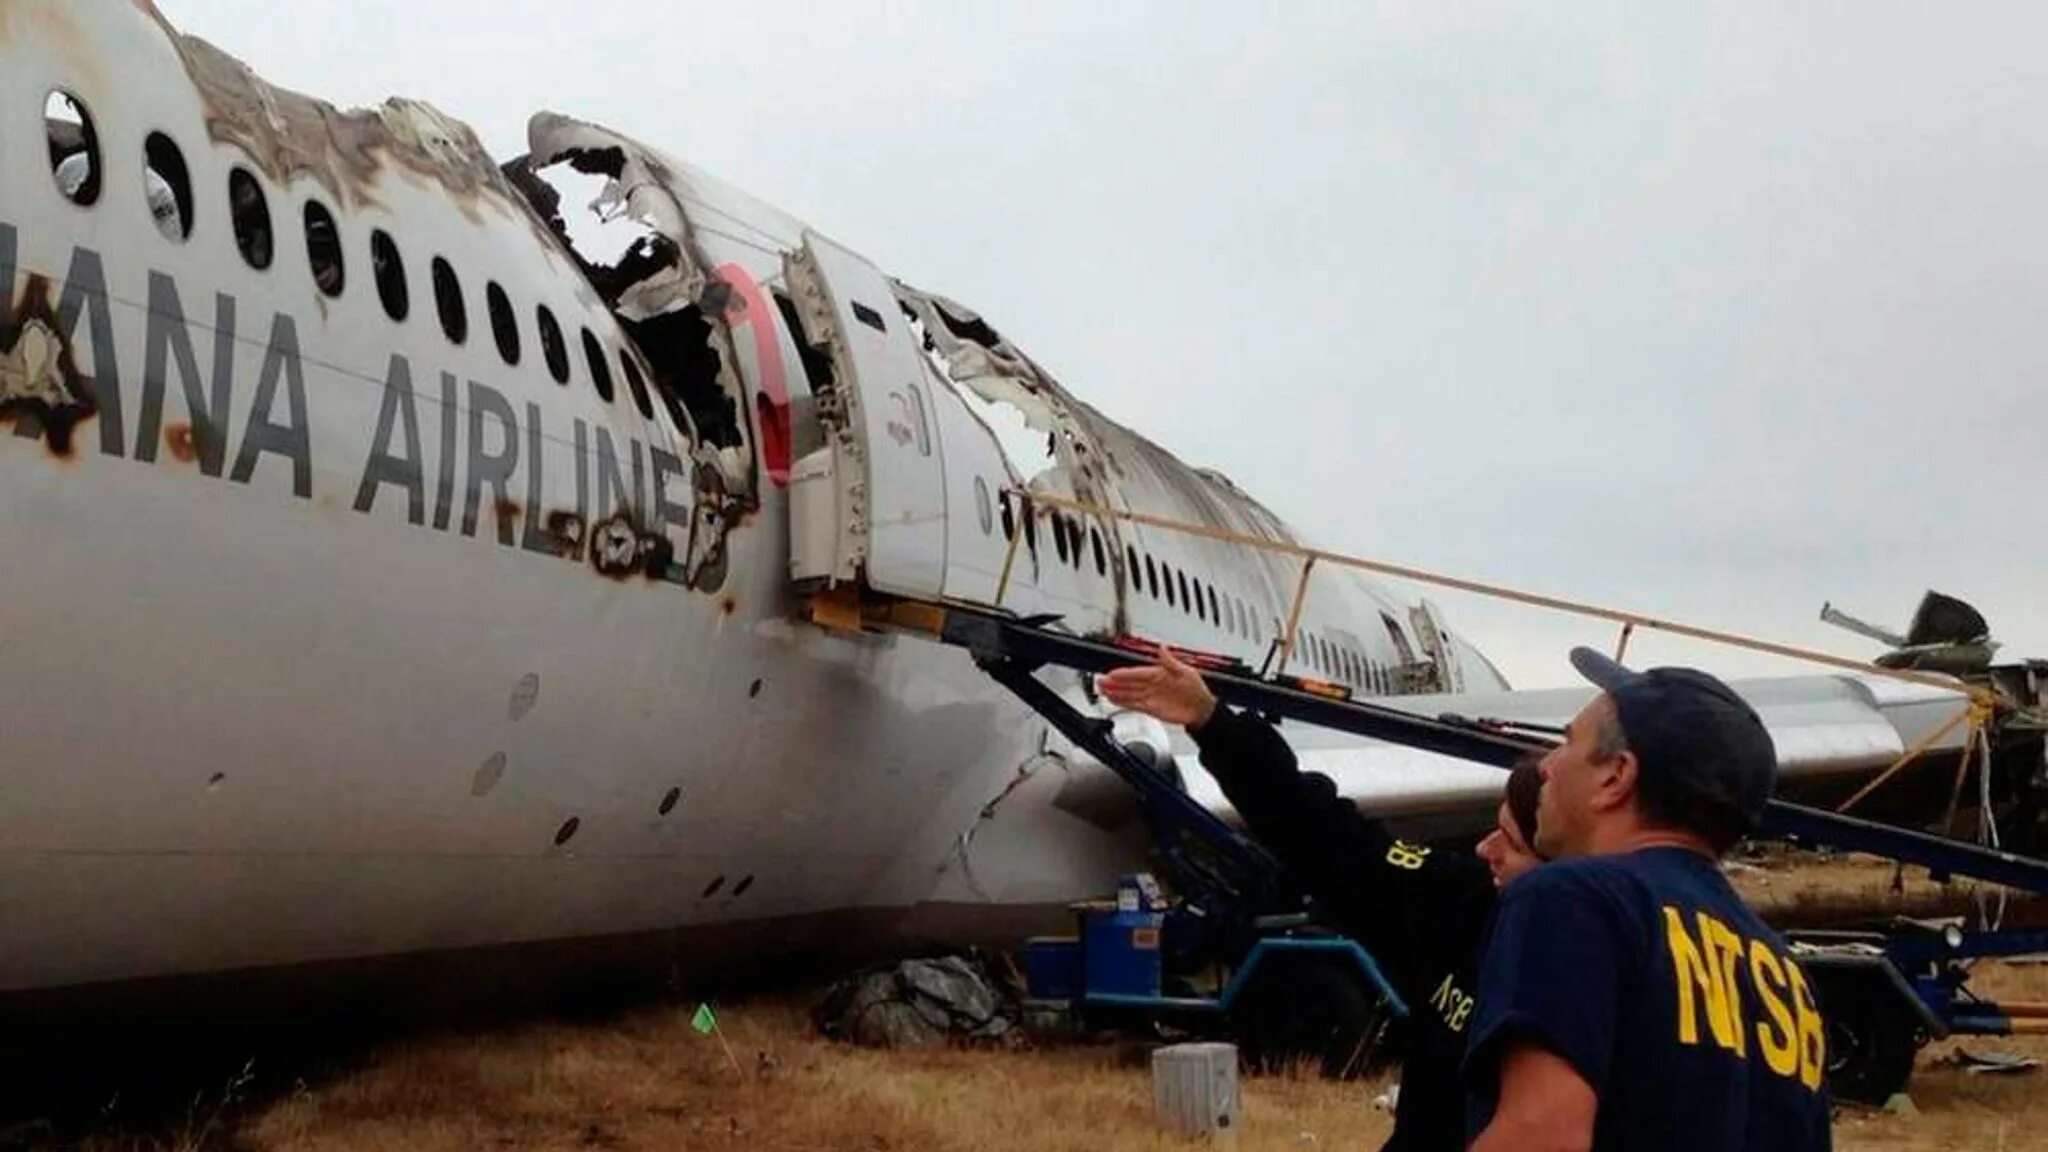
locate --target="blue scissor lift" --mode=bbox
[868,600,2048,1102]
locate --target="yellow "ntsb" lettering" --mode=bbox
[1663,905,1824,1090]
[1386,840,1433,870]
[1429,972,1475,1033]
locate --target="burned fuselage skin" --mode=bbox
[0,0,1495,996]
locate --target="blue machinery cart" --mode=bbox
[872,600,2048,1102]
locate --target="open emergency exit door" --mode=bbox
[784,231,951,600]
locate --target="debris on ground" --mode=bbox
[1941,1045,2042,1075]
[813,952,1022,1050]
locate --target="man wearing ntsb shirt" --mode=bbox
[1464,648,1831,1152]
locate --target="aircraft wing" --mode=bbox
[1179,672,1972,828]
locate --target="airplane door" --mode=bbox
[1410,599,1467,693]
[785,232,948,599]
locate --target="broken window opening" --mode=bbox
[143,132,193,242]
[372,230,409,322]
[620,350,655,421]
[519,148,746,449]
[580,328,615,402]
[537,305,569,383]
[619,305,742,447]
[46,91,101,207]
[432,257,468,345]
[304,200,344,298]
[228,167,273,271]
[486,283,520,366]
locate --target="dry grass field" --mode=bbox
[41,852,2048,1152]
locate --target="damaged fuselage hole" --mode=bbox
[619,304,739,448]
[0,275,100,459]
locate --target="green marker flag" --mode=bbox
[691,1002,718,1035]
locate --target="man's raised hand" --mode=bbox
[1097,647,1219,730]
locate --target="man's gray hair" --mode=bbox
[1592,704,1630,761]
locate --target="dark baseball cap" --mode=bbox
[1569,647,1778,849]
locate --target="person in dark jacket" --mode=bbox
[1099,649,1543,1152]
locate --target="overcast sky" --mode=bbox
[164,1,2046,688]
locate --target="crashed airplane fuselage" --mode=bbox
[0,0,1504,996]
[0,1,1974,1000]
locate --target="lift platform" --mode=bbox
[864,597,2048,1102]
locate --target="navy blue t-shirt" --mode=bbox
[1465,848,1831,1151]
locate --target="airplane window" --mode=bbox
[1162,565,1177,608]
[1125,545,1141,590]
[1066,518,1085,569]
[45,91,101,207]
[1022,507,1038,558]
[371,230,409,321]
[1090,528,1107,577]
[1193,580,1209,623]
[228,167,273,270]
[1000,492,1016,541]
[431,257,467,344]
[487,283,520,366]
[581,329,615,402]
[974,477,994,537]
[1051,513,1071,566]
[537,306,569,383]
[1235,598,1249,638]
[1176,570,1192,614]
[620,350,655,420]
[142,133,193,241]
[304,201,344,297]
[1145,554,1159,598]
[1206,584,1221,626]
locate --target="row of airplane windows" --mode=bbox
[35,91,683,435]
[988,490,1397,692]
[34,95,1406,695]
